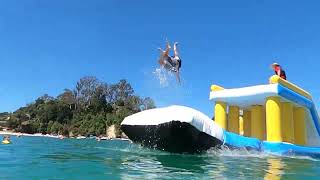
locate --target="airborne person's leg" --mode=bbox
[158,41,171,66]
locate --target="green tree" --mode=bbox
[57,89,76,110]
[2,76,155,137]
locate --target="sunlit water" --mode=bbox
[0,135,319,180]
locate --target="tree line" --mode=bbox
[3,76,155,137]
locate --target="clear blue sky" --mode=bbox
[1,0,320,117]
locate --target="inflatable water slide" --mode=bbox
[121,75,320,156]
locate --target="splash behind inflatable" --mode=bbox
[121,75,320,156]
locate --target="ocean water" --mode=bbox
[0,135,319,180]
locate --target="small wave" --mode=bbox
[282,154,320,162]
[205,146,320,162]
[204,146,270,159]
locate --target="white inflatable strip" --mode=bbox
[209,84,279,108]
[121,105,224,141]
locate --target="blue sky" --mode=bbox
[1,0,320,117]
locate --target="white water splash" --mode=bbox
[205,146,320,161]
[204,146,270,158]
[152,68,174,87]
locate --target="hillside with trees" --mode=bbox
[2,76,155,137]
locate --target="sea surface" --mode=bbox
[0,135,320,180]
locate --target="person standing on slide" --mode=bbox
[271,62,287,80]
[158,41,182,83]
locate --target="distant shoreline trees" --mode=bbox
[2,76,155,137]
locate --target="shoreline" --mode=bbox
[0,131,63,139]
[0,131,130,141]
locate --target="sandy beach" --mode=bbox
[0,131,63,139]
[0,130,130,142]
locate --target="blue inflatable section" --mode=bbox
[278,85,320,136]
[224,131,320,158]
[223,131,261,149]
[262,142,320,158]
[310,105,320,136]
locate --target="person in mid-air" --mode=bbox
[158,41,182,83]
[271,62,286,80]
